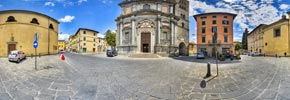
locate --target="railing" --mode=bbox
[208,40,222,44]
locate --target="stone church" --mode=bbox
[116,0,189,56]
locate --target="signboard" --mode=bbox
[33,41,38,48]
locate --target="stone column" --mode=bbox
[131,16,135,45]
[157,15,161,44]
[120,23,123,46]
[171,20,174,45]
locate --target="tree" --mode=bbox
[242,28,249,50]
[105,30,116,49]
[235,43,242,51]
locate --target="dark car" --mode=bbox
[107,50,118,57]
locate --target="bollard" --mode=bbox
[276,54,278,58]
[285,52,287,57]
[206,62,211,78]
[39,53,41,58]
[31,54,33,58]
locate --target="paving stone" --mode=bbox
[0,93,12,100]
[259,90,278,99]
[55,96,70,100]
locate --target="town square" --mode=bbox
[0,0,290,100]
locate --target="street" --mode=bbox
[0,53,290,100]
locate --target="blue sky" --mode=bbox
[0,0,290,42]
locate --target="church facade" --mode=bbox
[116,0,189,56]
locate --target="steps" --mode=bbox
[129,53,161,58]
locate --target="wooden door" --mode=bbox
[141,32,151,53]
[8,44,16,54]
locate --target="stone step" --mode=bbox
[129,53,161,58]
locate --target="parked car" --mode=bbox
[251,51,261,56]
[8,50,26,63]
[107,50,118,57]
[196,52,205,59]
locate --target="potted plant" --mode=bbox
[236,54,241,60]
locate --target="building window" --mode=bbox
[212,26,217,32]
[182,22,185,28]
[163,32,170,40]
[94,33,96,36]
[200,16,207,19]
[83,37,86,41]
[94,44,96,46]
[143,4,150,9]
[224,16,228,18]
[202,36,206,43]
[212,20,216,24]
[212,16,216,18]
[99,39,101,43]
[224,35,228,42]
[6,16,16,22]
[94,38,96,42]
[274,28,281,37]
[83,31,86,34]
[224,27,228,33]
[125,32,129,40]
[202,27,206,33]
[222,20,229,25]
[30,18,39,24]
[84,43,86,46]
[49,24,54,29]
[202,21,206,25]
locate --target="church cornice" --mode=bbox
[116,9,180,21]
[119,0,176,6]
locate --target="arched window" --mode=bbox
[143,4,150,9]
[49,24,54,29]
[6,16,16,22]
[30,18,39,24]
[182,22,185,28]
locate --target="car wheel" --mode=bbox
[17,59,20,63]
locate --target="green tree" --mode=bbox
[105,30,116,49]
[235,43,242,51]
[242,28,249,50]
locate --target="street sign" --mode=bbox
[33,41,38,48]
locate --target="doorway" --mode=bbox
[141,32,151,53]
[93,48,96,52]
[179,42,186,56]
[8,44,16,55]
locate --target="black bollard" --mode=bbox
[285,52,287,57]
[39,53,41,58]
[276,54,278,58]
[206,62,211,78]
[31,54,33,58]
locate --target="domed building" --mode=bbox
[0,10,59,57]
[116,0,189,56]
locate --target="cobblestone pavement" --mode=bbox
[0,54,289,100]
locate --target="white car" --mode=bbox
[251,51,261,56]
[196,52,205,59]
[8,50,26,63]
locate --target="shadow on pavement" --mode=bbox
[170,56,242,64]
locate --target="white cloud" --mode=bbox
[280,4,290,10]
[98,34,105,38]
[78,0,87,3]
[99,0,113,4]
[44,2,55,6]
[58,33,70,41]
[59,15,75,23]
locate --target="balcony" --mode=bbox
[208,40,222,46]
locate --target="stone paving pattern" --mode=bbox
[0,54,289,100]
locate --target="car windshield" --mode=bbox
[10,51,18,55]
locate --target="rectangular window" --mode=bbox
[274,28,281,37]
[94,44,96,46]
[163,32,170,40]
[202,36,206,43]
[200,16,207,19]
[212,20,216,24]
[83,37,86,41]
[212,16,216,18]
[224,27,228,33]
[212,26,217,32]
[94,33,96,36]
[224,35,228,42]
[83,43,86,46]
[224,16,228,18]
[202,21,206,25]
[125,32,129,40]
[222,20,229,25]
[94,38,96,42]
[202,27,206,33]
[83,31,86,34]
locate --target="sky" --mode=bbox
[0,0,290,42]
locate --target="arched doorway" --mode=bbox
[179,42,186,56]
[141,32,151,53]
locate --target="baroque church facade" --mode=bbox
[116,0,189,56]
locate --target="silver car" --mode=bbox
[196,52,205,59]
[251,51,261,56]
[8,50,26,63]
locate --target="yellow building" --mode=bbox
[58,40,66,51]
[98,36,108,52]
[73,28,99,53]
[188,42,197,55]
[247,24,267,53]
[0,10,59,57]
[67,35,77,52]
[263,15,290,56]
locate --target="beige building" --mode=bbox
[247,24,267,53]
[72,28,99,53]
[98,36,108,52]
[0,10,59,57]
[58,40,66,51]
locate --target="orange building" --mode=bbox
[194,12,236,57]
